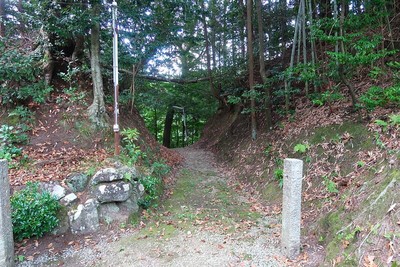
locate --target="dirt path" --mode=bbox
[23,148,286,266]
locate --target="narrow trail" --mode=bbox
[34,148,286,266]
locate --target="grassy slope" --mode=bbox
[200,99,400,266]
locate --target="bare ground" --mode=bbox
[19,147,287,267]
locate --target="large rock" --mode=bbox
[117,166,140,181]
[99,203,121,224]
[51,184,66,200]
[117,193,139,214]
[52,207,70,235]
[69,199,99,234]
[65,172,89,192]
[91,168,122,185]
[93,181,132,203]
[60,193,78,206]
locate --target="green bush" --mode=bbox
[11,182,61,241]
[274,169,284,188]
[0,124,29,161]
[138,175,162,209]
[0,45,53,105]
[360,85,400,111]
[120,128,143,166]
[138,161,170,209]
[310,91,343,107]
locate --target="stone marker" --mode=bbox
[281,158,303,260]
[0,160,14,267]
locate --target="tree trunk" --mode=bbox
[279,0,287,58]
[339,0,357,109]
[333,0,339,66]
[247,0,257,140]
[72,34,85,63]
[87,1,108,127]
[210,0,217,69]
[239,0,246,60]
[40,29,55,86]
[307,0,317,92]
[162,107,174,148]
[320,0,333,18]
[301,0,309,96]
[202,0,223,105]
[286,3,302,114]
[0,0,5,37]
[17,0,25,33]
[154,108,158,142]
[256,0,272,130]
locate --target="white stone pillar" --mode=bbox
[0,160,14,267]
[281,158,303,260]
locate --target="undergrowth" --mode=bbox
[11,182,61,241]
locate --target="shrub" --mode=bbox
[274,169,284,188]
[138,161,170,209]
[0,45,53,105]
[11,182,61,241]
[294,143,309,154]
[138,175,161,209]
[0,124,29,161]
[360,85,400,111]
[120,128,143,166]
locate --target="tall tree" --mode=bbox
[256,0,272,130]
[301,0,309,96]
[338,0,357,109]
[0,0,5,37]
[247,0,257,140]
[202,0,222,106]
[87,0,108,127]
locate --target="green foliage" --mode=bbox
[226,95,242,105]
[16,255,25,263]
[138,161,170,209]
[0,44,53,105]
[387,61,400,83]
[356,161,365,168]
[326,35,395,66]
[289,63,319,84]
[359,85,400,111]
[389,114,400,126]
[368,66,384,80]
[374,119,388,131]
[374,114,400,132]
[344,226,362,241]
[0,125,29,162]
[263,144,273,157]
[293,143,309,154]
[323,176,339,194]
[138,175,161,209]
[136,79,217,147]
[120,128,144,166]
[151,161,171,178]
[374,133,386,149]
[274,169,284,189]
[310,91,343,107]
[11,182,61,241]
[58,65,87,104]
[8,106,35,125]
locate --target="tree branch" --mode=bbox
[118,68,210,84]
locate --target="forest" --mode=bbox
[1,0,400,266]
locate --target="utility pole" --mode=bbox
[112,1,120,155]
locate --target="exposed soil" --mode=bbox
[7,101,181,187]
[17,147,290,267]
